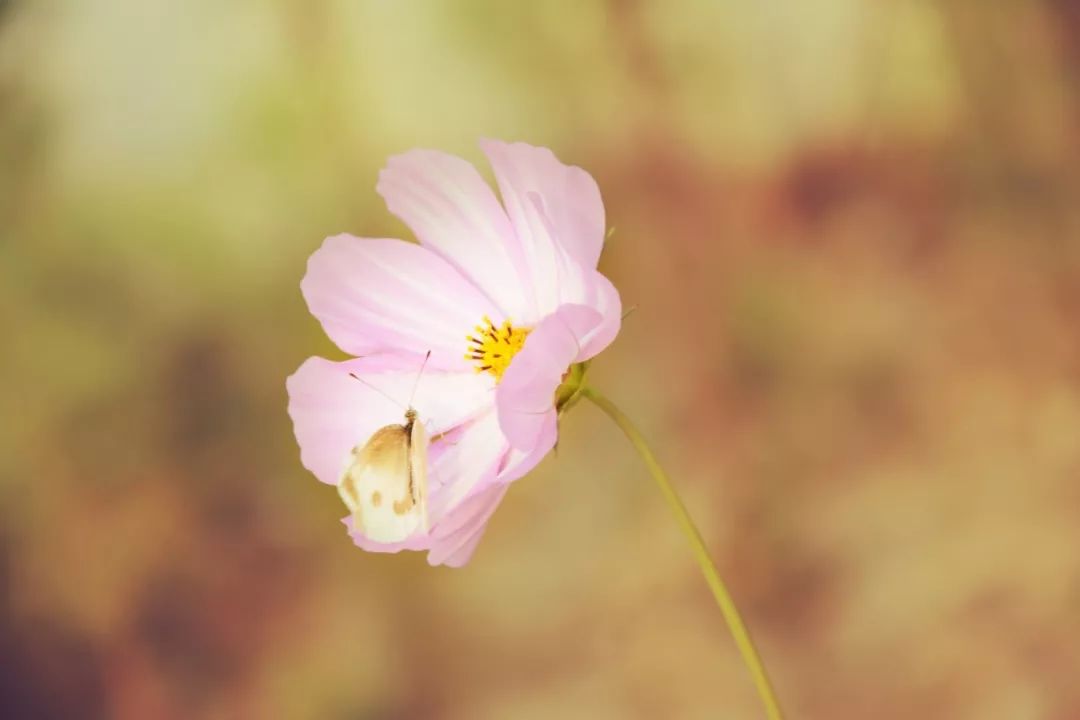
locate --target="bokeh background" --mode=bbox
[3,1,1080,718]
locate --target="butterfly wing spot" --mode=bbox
[339,474,361,509]
[370,491,382,507]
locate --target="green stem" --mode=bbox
[581,385,785,720]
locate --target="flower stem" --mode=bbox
[581,385,784,720]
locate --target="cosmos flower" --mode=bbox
[286,140,621,566]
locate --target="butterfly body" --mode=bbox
[338,408,429,542]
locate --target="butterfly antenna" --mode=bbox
[406,351,432,408]
[347,373,406,411]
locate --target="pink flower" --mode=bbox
[286,140,621,566]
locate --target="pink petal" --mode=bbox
[497,414,557,482]
[301,235,498,370]
[285,355,494,485]
[576,270,622,360]
[481,168,622,335]
[377,150,534,321]
[496,305,603,451]
[425,409,507,521]
[480,139,605,270]
[473,140,586,319]
[437,528,488,568]
[522,192,622,346]
[426,483,509,567]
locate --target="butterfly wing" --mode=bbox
[339,424,424,542]
[409,417,430,533]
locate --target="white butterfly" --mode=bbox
[337,354,431,543]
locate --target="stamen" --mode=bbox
[464,316,531,381]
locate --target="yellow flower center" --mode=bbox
[466,316,531,380]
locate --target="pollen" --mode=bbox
[465,315,530,381]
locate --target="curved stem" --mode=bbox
[581,386,784,720]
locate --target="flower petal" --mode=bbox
[285,355,494,486]
[437,527,489,568]
[497,414,557,482]
[521,191,622,346]
[480,139,605,270]
[576,270,622,360]
[377,149,534,321]
[426,483,509,567]
[480,169,621,332]
[426,409,507,521]
[301,235,498,370]
[496,304,603,451]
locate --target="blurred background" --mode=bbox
[2,1,1079,718]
